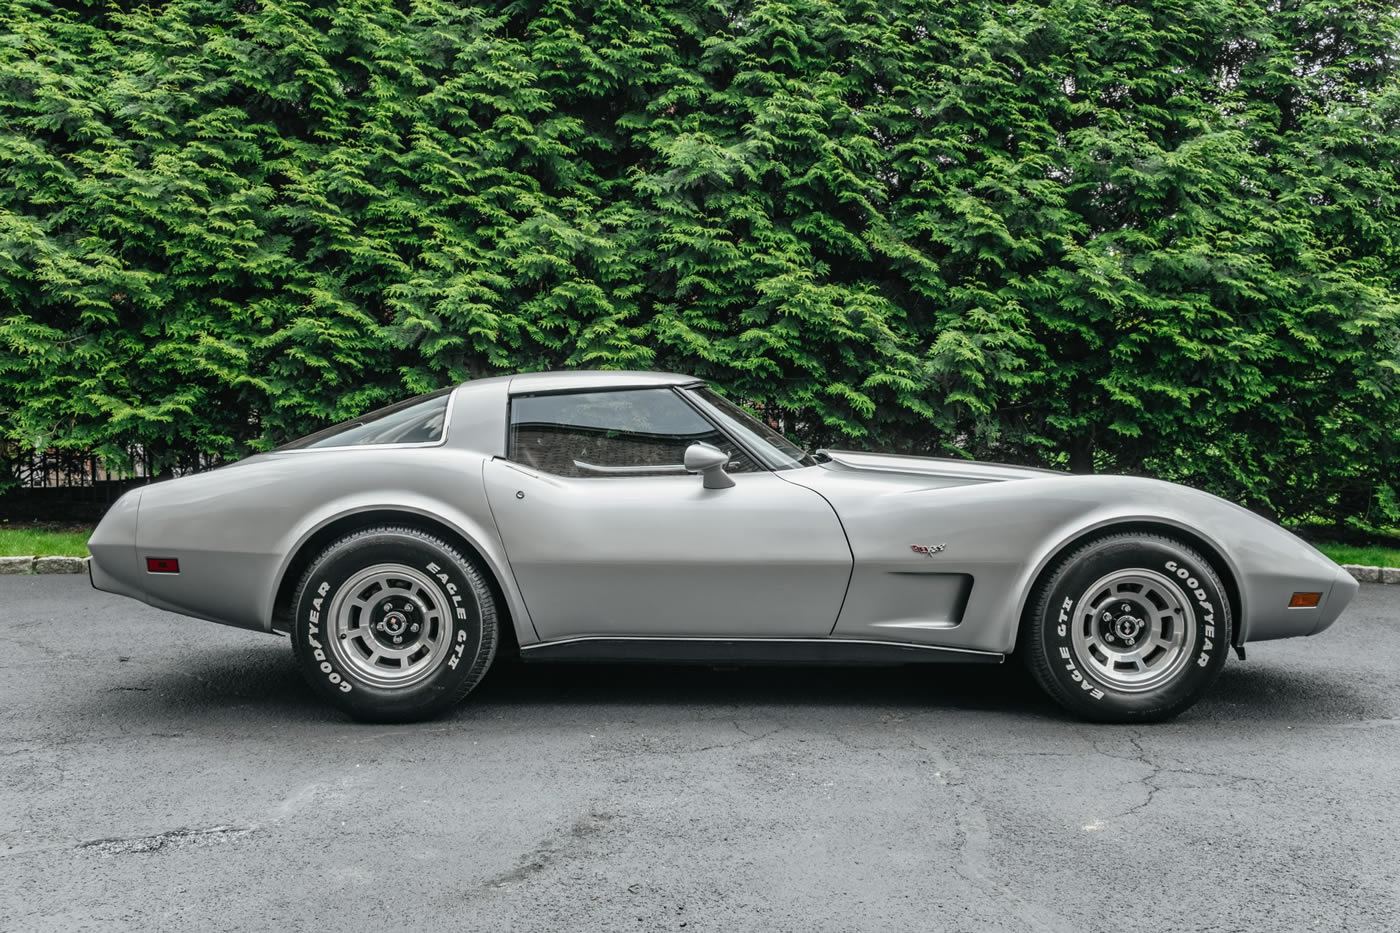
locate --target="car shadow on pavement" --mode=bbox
[1198,663,1382,724]
[76,641,342,726]
[472,659,1048,714]
[470,658,1380,726]
[72,643,1381,728]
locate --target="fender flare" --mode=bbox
[1008,514,1247,651]
[263,497,538,648]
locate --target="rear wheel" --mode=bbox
[291,526,497,723]
[1022,533,1231,723]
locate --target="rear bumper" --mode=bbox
[87,489,144,602]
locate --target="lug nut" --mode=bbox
[383,602,394,611]
[376,621,386,632]
[410,623,420,633]
[392,635,403,645]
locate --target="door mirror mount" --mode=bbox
[684,443,736,489]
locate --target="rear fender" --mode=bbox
[265,490,536,646]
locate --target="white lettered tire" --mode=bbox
[290,526,497,723]
[1022,533,1232,723]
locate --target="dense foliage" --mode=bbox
[1,0,1397,523]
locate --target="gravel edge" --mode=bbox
[1341,564,1400,585]
[0,556,90,575]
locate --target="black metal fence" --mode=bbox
[7,449,144,489]
[0,446,217,525]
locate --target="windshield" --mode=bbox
[688,387,816,471]
[277,388,452,450]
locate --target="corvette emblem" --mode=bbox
[910,544,947,556]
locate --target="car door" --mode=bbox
[482,386,852,642]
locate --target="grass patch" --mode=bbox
[0,525,91,557]
[1314,543,1400,569]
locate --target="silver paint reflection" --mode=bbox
[88,370,1358,659]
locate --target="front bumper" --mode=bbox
[1243,564,1359,643]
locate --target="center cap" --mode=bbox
[382,612,407,636]
[1114,616,1143,640]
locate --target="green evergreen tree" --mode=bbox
[0,0,1396,523]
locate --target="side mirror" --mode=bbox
[684,443,736,489]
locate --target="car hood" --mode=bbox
[815,449,1068,484]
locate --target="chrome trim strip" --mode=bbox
[571,459,689,475]
[520,635,1004,664]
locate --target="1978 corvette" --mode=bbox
[89,370,1358,723]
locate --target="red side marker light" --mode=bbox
[1288,592,1321,608]
[146,557,180,574]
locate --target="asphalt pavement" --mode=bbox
[2,576,1398,933]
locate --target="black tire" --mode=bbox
[1022,533,1232,723]
[290,526,498,723]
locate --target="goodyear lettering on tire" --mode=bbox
[306,579,352,693]
[1165,560,1214,669]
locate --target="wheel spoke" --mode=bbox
[1068,568,1197,693]
[327,563,460,689]
[347,593,377,617]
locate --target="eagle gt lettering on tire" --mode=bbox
[291,526,498,723]
[1022,532,1231,723]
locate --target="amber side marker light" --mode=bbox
[1288,592,1322,609]
[146,557,180,574]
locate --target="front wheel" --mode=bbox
[1022,533,1232,723]
[290,526,498,723]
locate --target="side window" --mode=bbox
[277,389,452,450]
[508,388,760,478]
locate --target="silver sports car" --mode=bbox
[88,370,1358,723]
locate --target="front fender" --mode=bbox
[1008,507,1247,649]
[788,468,1350,653]
[1005,479,1352,650]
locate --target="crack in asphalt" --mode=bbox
[1337,718,1400,729]
[902,731,1080,933]
[1091,732,1284,821]
[346,725,460,744]
[0,779,348,860]
[0,632,84,662]
[590,718,782,761]
[77,824,257,856]
[1119,732,1164,818]
[1088,730,1167,821]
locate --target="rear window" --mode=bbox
[278,388,452,450]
